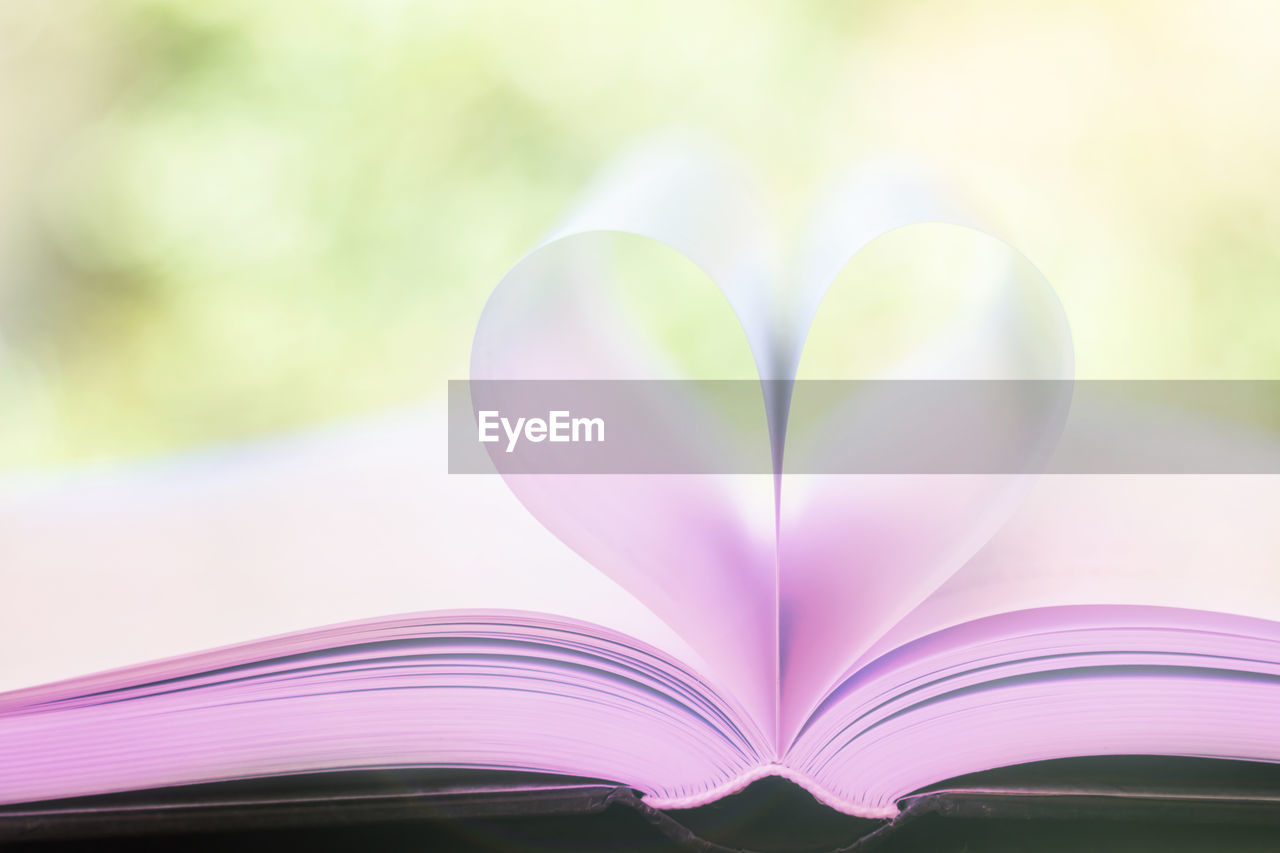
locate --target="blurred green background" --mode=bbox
[2,0,1278,468]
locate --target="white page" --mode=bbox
[0,408,707,693]
[859,473,1280,666]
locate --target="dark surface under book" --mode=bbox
[4,757,1280,852]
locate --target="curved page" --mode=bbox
[0,612,768,807]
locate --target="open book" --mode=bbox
[4,141,1280,820]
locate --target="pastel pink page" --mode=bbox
[776,171,1074,741]
[469,137,782,735]
[0,612,767,806]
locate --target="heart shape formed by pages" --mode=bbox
[469,137,1073,747]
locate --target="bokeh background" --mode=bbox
[2,0,1278,469]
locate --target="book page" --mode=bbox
[860,473,1280,665]
[850,396,1280,668]
[466,137,782,735]
[776,172,1073,741]
[0,408,708,693]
